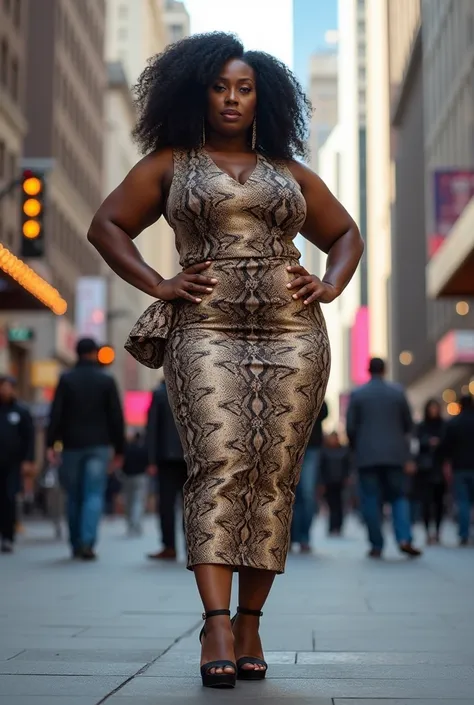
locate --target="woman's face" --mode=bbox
[206,59,257,140]
[427,402,440,419]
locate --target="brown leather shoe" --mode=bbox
[399,542,422,558]
[147,548,177,560]
[368,548,382,559]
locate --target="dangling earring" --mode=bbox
[251,118,257,151]
[202,121,206,148]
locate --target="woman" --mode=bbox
[121,431,149,536]
[415,399,446,544]
[320,431,352,536]
[88,33,363,688]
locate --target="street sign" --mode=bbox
[7,327,34,343]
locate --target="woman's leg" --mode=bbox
[233,567,276,671]
[433,482,445,538]
[194,564,235,674]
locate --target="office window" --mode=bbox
[119,4,128,18]
[118,26,127,40]
[10,56,18,101]
[0,39,8,87]
[13,0,21,28]
[169,24,184,43]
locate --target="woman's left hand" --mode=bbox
[286,265,339,304]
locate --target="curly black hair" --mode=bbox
[132,32,312,160]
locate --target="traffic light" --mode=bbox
[97,345,115,366]
[20,169,46,258]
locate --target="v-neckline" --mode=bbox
[201,148,260,187]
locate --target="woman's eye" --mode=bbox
[240,87,251,93]
[213,85,226,92]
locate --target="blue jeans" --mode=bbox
[453,471,474,540]
[359,466,412,551]
[59,446,110,550]
[291,447,320,545]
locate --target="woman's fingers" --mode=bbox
[189,274,218,285]
[185,281,214,294]
[178,289,202,303]
[185,261,212,274]
[286,265,309,276]
[287,275,311,290]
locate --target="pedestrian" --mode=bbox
[291,400,328,552]
[439,394,474,546]
[414,399,446,544]
[0,375,35,554]
[122,430,149,536]
[346,358,422,559]
[88,33,363,688]
[46,338,125,560]
[146,380,187,561]
[320,431,351,536]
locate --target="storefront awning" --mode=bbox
[427,197,474,297]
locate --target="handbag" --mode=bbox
[124,299,175,370]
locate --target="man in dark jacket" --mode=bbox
[440,394,474,545]
[291,400,328,552]
[346,358,421,558]
[146,380,186,561]
[47,338,125,560]
[0,376,35,553]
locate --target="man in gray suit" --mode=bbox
[346,358,422,558]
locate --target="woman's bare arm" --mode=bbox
[288,160,364,299]
[87,149,173,297]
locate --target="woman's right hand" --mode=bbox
[155,261,218,303]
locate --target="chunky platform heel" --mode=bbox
[231,607,268,681]
[199,609,236,689]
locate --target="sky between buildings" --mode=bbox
[183,0,337,89]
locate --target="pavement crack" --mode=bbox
[97,618,202,703]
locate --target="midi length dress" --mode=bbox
[126,148,330,573]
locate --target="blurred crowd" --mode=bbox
[1,340,473,559]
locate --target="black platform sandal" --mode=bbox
[199,609,236,689]
[231,607,268,681]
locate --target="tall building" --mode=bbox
[304,51,338,280]
[163,0,190,43]
[366,0,474,414]
[366,0,391,362]
[105,0,189,392]
[315,0,369,427]
[1,0,106,400]
[103,61,142,396]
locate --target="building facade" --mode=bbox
[105,0,189,393]
[304,51,338,280]
[386,0,474,412]
[314,0,369,427]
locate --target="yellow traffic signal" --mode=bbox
[20,170,46,257]
[23,177,42,196]
[23,198,42,217]
[98,346,115,365]
[23,220,41,239]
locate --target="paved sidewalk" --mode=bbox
[0,514,473,704]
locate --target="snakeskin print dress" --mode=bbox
[126,148,330,573]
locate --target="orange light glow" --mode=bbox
[98,346,115,365]
[23,198,42,217]
[23,220,41,239]
[23,177,42,196]
[0,244,67,315]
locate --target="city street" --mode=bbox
[1,516,473,704]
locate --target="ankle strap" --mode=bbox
[237,607,263,617]
[202,609,231,620]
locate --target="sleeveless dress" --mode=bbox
[126,148,330,573]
